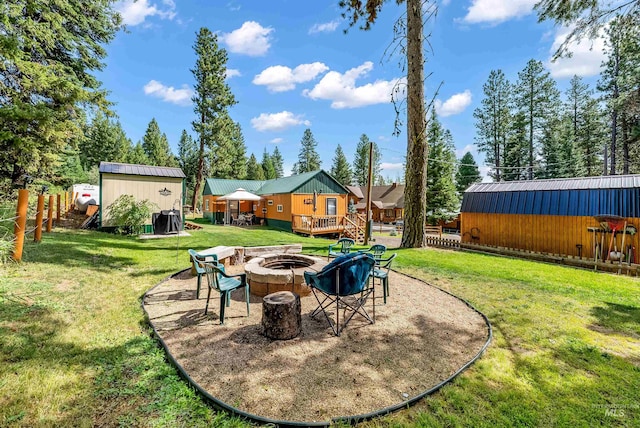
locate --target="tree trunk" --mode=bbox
[401,0,427,249]
[191,113,206,211]
[262,291,301,340]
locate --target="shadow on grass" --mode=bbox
[589,302,640,338]
[0,295,221,427]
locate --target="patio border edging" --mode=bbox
[142,266,493,427]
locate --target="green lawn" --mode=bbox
[0,225,638,427]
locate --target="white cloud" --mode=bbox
[303,61,405,109]
[115,0,176,26]
[143,80,192,106]
[309,19,341,34]
[380,162,404,171]
[253,62,329,92]
[546,27,606,78]
[221,21,274,56]
[456,144,477,158]
[460,0,536,25]
[435,90,472,117]
[270,138,283,144]
[225,69,241,79]
[251,111,311,132]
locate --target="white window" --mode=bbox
[326,198,337,216]
[205,200,210,211]
[277,204,283,212]
[268,200,274,206]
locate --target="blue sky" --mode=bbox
[104,0,606,180]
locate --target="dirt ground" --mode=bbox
[144,263,489,424]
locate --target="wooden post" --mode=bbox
[47,195,54,232]
[56,194,61,222]
[12,189,29,262]
[64,192,68,214]
[364,141,374,245]
[34,194,45,243]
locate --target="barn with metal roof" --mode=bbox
[99,162,186,233]
[460,175,640,260]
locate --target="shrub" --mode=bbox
[107,195,158,235]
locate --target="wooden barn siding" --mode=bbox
[461,213,639,259]
[290,194,348,217]
[101,174,183,225]
[263,194,292,222]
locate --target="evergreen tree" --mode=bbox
[562,76,591,177]
[271,146,284,178]
[142,119,176,166]
[503,112,529,181]
[80,112,130,169]
[261,148,277,179]
[292,129,321,174]
[229,121,248,179]
[599,14,640,175]
[127,142,149,165]
[246,154,265,180]
[426,110,459,224]
[55,144,90,188]
[473,70,511,181]
[208,113,237,178]
[191,27,237,209]
[352,134,381,185]
[513,59,561,179]
[178,130,198,193]
[0,0,120,184]
[455,152,481,195]
[330,144,353,186]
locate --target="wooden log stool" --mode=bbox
[261,291,301,340]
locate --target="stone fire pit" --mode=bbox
[244,253,326,297]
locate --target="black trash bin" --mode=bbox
[152,209,182,235]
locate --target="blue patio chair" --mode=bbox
[188,249,219,299]
[373,253,397,304]
[203,261,250,324]
[304,252,376,336]
[327,237,355,261]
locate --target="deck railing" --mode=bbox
[292,214,342,234]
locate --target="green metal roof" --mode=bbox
[203,170,348,196]
[203,178,264,196]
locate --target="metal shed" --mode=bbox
[460,175,640,259]
[99,162,186,233]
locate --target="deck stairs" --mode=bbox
[342,214,366,244]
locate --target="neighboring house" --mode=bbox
[203,170,356,237]
[460,175,640,259]
[99,162,186,233]
[347,183,405,223]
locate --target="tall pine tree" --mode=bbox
[513,59,561,179]
[330,144,353,186]
[426,110,459,224]
[177,130,198,197]
[473,70,511,181]
[352,134,381,185]
[191,27,237,209]
[142,118,176,167]
[271,146,284,178]
[455,152,481,196]
[261,148,277,179]
[292,129,321,174]
[246,154,265,180]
